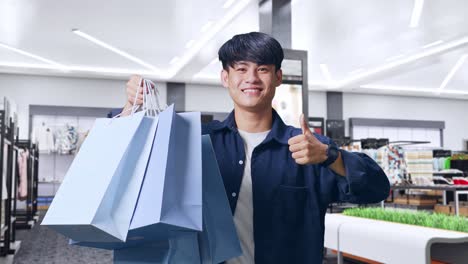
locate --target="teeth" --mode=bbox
[243,89,260,92]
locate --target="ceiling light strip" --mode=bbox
[168,0,253,78]
[438,54,468,92]
[223,0,236,9]
[331,36,468,89]
[421,40,443,49]
[72,29,164,75]
[319,64,333,82]
[410,0,424,28]
[0,43,65,68]
[361,84,468,95]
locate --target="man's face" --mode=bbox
[221,61,282,112]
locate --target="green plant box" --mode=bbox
[343,207,468,233]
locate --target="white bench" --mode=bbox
[324,213,468,264]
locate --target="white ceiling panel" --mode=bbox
[1,0,468,100]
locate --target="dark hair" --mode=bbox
[218,32,284,71]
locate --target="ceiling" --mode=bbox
[1,0,467,99]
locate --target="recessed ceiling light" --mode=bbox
[223,0,235,9]
[421,40,443,49]
[185,40,195,49]
[71,29,163,75]
[319,64,333,82]
[410,0,424,28]
[438,54,468,93]
[201,21,214,33]
[0,42,66,69]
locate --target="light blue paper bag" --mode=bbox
[72,105,203,248]
[198,135,241,263]
[113,231,200,264]
[42,111,158,243]
[73,136,241,264]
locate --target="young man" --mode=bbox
[123,32,390,264]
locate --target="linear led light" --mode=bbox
[438,54,468,93]
[319,64,333,82]
[209,57,219,65]
[169,0,253,78]
[330,35,468,90]
[410,0,424,28]
[223,0,235,9]
[169,57,180,65]
[71,29,164,75]
[422,40,443,49]
[361,84,468,95]
[0,42,66,68]
[201,21,214,32]
[185,40,195,49]
[0,62,157,76]
[348,68,365,75]
[385,54,405,62]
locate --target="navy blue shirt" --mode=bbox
[202,109,390,264]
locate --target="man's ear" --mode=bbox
[221,69,229,88]
[275,68,283,87]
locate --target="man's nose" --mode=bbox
[245,69,260,83]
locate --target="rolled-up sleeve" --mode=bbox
[326,150,390,204]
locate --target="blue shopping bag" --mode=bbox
[73,135,241,263]
[198,135,241,263]
[42,111,158,243]
[113,231,200,264]
[72,105,203,248]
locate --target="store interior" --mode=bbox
[1,0,468,263]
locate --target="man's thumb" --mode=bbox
[300,114,312,136]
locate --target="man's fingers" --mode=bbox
[287,134,306,145]
[292,149,307,160]
[289,142,306,153]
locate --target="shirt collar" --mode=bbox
[212,108,291,145]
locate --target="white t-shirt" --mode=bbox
[226,129,270,264]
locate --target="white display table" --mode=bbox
[324,213,468,264]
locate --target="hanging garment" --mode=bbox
[35,123,55,153]
[2,145,8,200]
[17,149,29,200]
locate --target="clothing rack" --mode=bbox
[15,139,39,230]
[0,110,20,256]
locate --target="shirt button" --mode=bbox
[232,192,237,197]
[239,160,244,165]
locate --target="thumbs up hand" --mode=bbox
[288,114,328,165]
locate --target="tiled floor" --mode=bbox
[10,211,353,264]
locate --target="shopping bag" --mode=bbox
[72,136,241,263]
[72,105,203,249]
[113,231,200,264]
[42,111,158,243]
[198,135,242,263]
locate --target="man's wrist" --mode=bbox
[320,143,339,167]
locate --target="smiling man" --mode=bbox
[123,32,390,264]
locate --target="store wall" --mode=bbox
[0,73,167,138]
[185,83,328,121]
[343,93,468,151]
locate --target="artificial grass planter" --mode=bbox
[343,207,468,233]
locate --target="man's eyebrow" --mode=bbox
[233,61,249,66]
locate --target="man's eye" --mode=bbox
[237,68,246,72]
[259,68,268,72]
